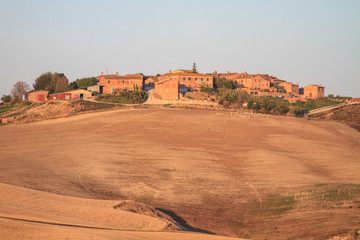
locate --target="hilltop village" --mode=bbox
[25,68,325,103]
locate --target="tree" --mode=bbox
[192,62,197,73]
[69,81,78,90]
[53,73,69,93]
[11,81,30,103]
[33,72,69,94]
[33,72,53,92]
[75,77,98,89]
[1,95,12,103]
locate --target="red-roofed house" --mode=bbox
[96,72,144,93]
[158,69,213,93]
[279,82,299,95]
[304,84,325,98]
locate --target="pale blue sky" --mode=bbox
[0,0,359,97]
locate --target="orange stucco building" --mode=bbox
[279,82,299,95]
[234,73,271,90]
[304,84,325,98]
[26,90,48,102]
[158,70,213,92]
[154,78,179,100]
[96,72,143,94]
[217,72,272,90]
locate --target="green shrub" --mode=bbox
[215,77,237,89]
[223,101,230,108]
[200,84,215,93]
[261,96,275,113]
[275,103,290,115]
[247,99,255,110]
[292,106,304,117]
[96,90,147,104]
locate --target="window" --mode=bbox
[195,78,197,81]
[123,80,125,83]
[108,80,110,83]
[188,77,191,80]
[201,78,203,81]
[207,78,209,81]
[183,77,185,80]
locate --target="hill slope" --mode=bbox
[0,107,359,239]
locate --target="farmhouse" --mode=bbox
[154,78,179,100]
[153,69,213,100]
[304,84,325,98]
[279,82,300,95]
[49,89,93,100]
[145,77,158,88]
[217,71,273,91]
[158,69,213,92]
[26,90,48,102]
[96,72,143,93]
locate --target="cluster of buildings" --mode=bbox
[215,71,325,101]
[25,69,325,103]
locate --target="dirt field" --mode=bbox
[0,106,359,239]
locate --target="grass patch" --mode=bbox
[293,98,341,111]
[16,114,28,121]
[201,194,220,206]
[312,183,360,202]
[72,100,118,112]
[263,194,296,215]
[0,105,22,115]
[134,195,155,206]
[158,168,175,180]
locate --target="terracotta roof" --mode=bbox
[218,72,239,76]
[96,74,143,80]
[279,82,298,86]
[172,69,194,73]
[304,84,324,88]
[158,78,178,84]
[27,90,48,94]
[161,70,212,78]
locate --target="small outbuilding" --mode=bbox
[49,89,93,100]
[26,90,48,102]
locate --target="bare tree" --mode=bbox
[11,81,30,103]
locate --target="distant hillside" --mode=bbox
[309,103,360,131]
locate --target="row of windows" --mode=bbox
[108,80,133,84]
[183,77,210,81]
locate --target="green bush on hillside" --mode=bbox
[215,77,237,89]
[293,98,340,111]
[96,90,147,104]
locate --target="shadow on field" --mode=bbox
[156,208,215,234]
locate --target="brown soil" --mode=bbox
[9,100,119,124]
[0,106,359,239]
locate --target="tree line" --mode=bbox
[1,72,98,104]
